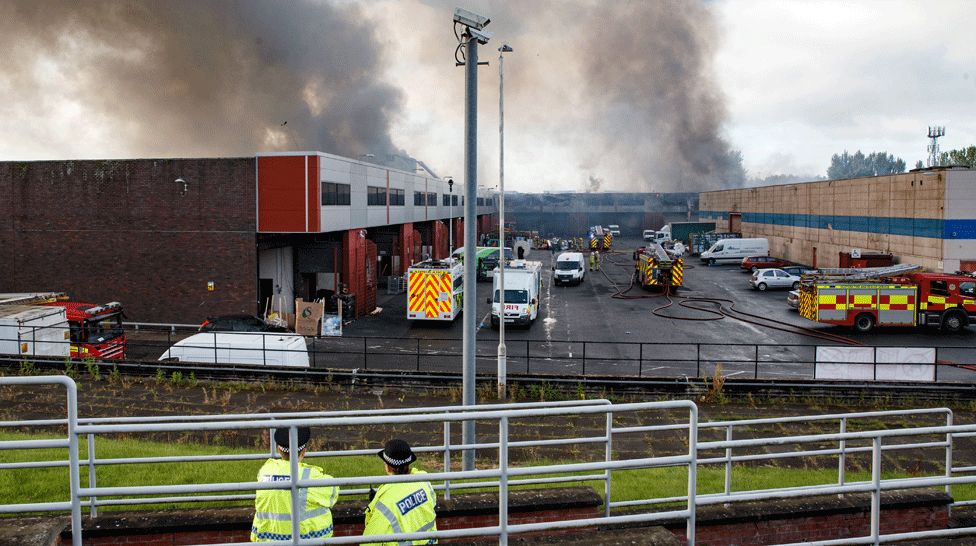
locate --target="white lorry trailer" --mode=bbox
[0,305,70,358]
[488,260,543,328]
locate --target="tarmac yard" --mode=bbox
[328,237,976,382]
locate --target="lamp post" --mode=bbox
[497,43,512,400]
[447,178,454,253]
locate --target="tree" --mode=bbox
[827,150,906,179]
[914,160,924,170]
[939,146,976,167]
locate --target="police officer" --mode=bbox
[363,438,437,545]
[251,427,338,542]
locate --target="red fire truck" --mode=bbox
[43,301,127,359]
[798,269,976,333]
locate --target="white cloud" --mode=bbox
[715,0,976,175]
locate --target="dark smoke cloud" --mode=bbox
[0,0,404,159]
[583,175,603,193]
[574,1,744,191]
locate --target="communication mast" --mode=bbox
[927,126,945,167]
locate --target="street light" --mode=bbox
[497,43,512,400]
[446,178,455,253]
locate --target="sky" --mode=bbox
[0,0,972,193]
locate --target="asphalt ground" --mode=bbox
[123,237,974,382]
[328,236,976,381]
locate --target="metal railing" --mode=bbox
[0,376,698,545]
[0,398,616,516]
[6,324,976,384]
[4,376,976,545]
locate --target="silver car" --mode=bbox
[750,268,801,291]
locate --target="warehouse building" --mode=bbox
[699,167,976,272]
[0,152,496,323]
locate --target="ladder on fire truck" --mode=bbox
[800,264,922,283]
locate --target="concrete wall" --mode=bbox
[0,158,257,322]
[700,168,976,271]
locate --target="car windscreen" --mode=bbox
[556,261,580,270]
[493,289,529,304]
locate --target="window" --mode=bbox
[428,192,437,206]
[961,282,975,298]
[390,188,404,206]
[931,280,949,297]
[477,197,485,206]
[443,194,451,206]
[414,191,424,206]
[452,195,459,206]
[322,183,350,206]
[367,186,386,206]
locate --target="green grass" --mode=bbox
[2,431,973,514]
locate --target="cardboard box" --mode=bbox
[294,299,323,337]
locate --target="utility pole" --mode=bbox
[454,6,492,471]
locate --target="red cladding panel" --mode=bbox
[258,155,308,232]
[307,155,320,232]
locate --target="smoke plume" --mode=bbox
[0,0,404,159]
[583,175,603,193]
[573,1,744,191]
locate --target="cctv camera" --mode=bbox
[453,7,490,30]
[467,27,493,45]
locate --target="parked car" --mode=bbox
[781,265,812,277]
[199,314,289,333]
[608,224,621,236]
[750,268,801,291]
[787,290,800,310]
[642,229,655,241]
[741,255,793,273]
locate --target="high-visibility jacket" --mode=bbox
[363,468,437,545]
[250,458,339,542]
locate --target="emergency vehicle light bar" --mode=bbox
[85,302,122,316]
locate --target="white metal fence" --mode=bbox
[2,376,976,545]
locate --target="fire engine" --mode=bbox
[588,226,613,250]
[43,301,127,358]
[798,265,976,333]
[406,258,463,321]
[634,243,684,290]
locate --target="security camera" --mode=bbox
[467,27,493,45]
[454,7,490,30]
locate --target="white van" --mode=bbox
[159,332,309,367]
[700,238,769,265]
[608,224,621,236]
[552,252,586,286]
[488,260,543,328]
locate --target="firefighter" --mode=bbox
[363,438,437,545]
[594,250,601,271]
[251,427,338,542]
[588,252,596,271]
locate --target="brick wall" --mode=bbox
[0,158,257,323]
[668,490,949,545]
[59,487,601,545]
